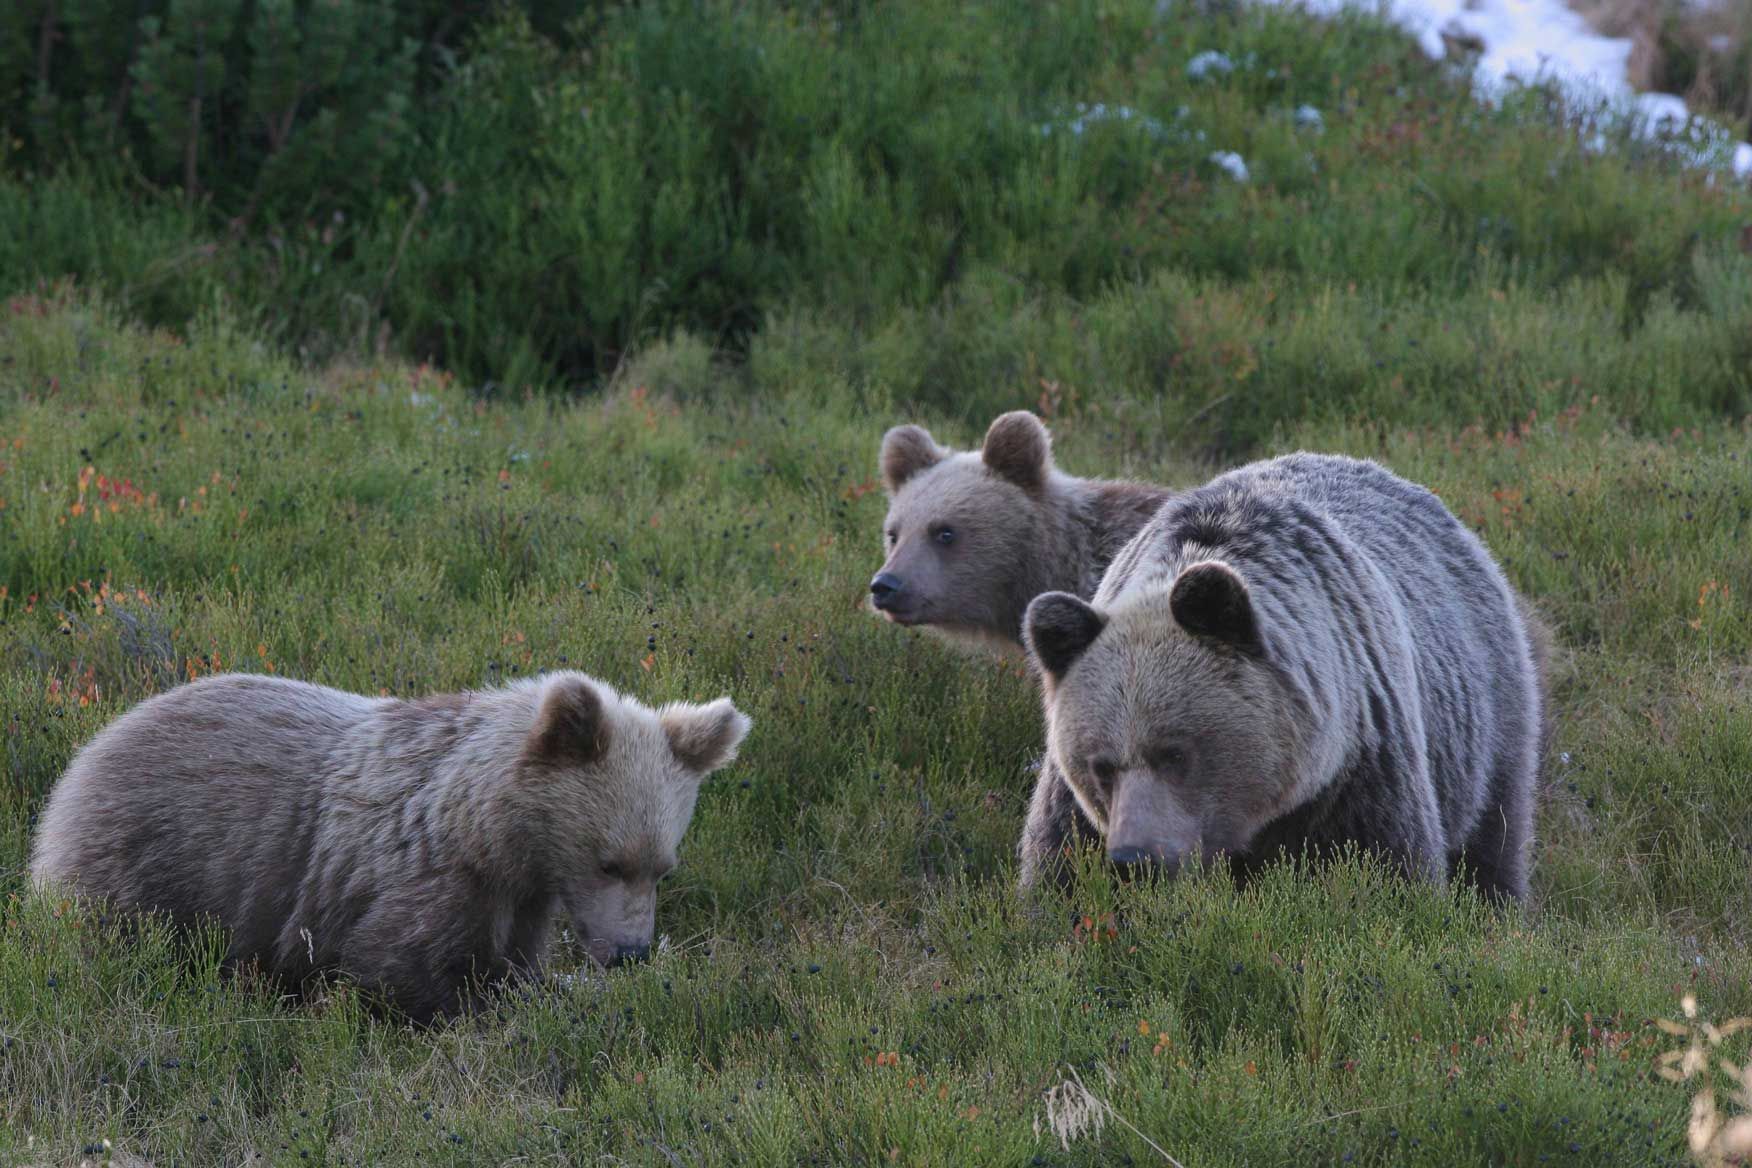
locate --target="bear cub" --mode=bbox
[873,410,1174,887]
[1023,453,1544,900]
[30,671,752,1021]
[872,410,1170,652]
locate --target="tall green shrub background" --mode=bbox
[8,0,1746,395]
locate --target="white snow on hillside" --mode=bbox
[1270,0,1752,178]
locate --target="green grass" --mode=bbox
[4,0,1752,1164]
[3,291,1749,1165]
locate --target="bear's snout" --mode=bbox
[1108,846,1181,881]
[609,942,652,967]
[869,572,905,610]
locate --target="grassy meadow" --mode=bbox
[4,0,1752,1165]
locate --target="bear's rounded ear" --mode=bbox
[1169,561,1261,652]
[527,675,611,766]
[982,411,1053,493]
[1025,591,1106,683]
[661,698,753,774]
[880,424,946,493]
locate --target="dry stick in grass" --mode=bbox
[1036,1064,1187,1167]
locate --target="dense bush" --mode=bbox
[0,0,599,217]
[5,0,1749,396]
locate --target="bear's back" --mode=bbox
[30,674,379,962]
[1098,454,1464,600]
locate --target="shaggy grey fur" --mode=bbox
[30,671,751,1021]
[1020,452,1544,900]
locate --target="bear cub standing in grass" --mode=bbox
[30,671,751,1021]
[1023,453,1543,900]
[872,410,1172,886]
[872,410,1170,651]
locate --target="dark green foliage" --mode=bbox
[1,0,579,218]
[5,0,1748,391]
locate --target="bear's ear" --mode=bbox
[880,424,946,493]
[1025,591,1106,683]
[528,675,611,766]
[981,411,1053,493]
[1169,561,1261,652]
[661,698,753,774]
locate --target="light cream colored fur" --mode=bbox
[29,671,751,1021]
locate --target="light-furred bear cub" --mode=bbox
[1022,453,1543,901]
[872,410,1170,651]
[873,411,1172,888]
[30,671,751,1021]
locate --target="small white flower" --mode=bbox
[1209,151,1249,182]
[1295,105,1325,132]
[1043,103,1169,140]
[1187,51,1234,82]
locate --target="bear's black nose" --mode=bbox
[869,572,903,608]
[609,942,651,967]
[1109,847,1176,881]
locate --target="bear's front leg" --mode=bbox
[1016,754,1100,894]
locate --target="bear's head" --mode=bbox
[1023,562,1305,876]
[871,410,1060,645]
[519,673,751,968]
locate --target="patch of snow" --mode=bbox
[1187,50,1236,81]
[1637,91,1692,131]
[1263,0,1752,179]
[1209,151,1251,181]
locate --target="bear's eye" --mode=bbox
[932,526,956,546]
[886,529,898,546]
[600,861,629,880]
[1147,744,1188,773]
[1088,757,1118,787]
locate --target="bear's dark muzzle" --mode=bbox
[609,942,652,967]
[1108,847,1181,882]
[869,572,904,610]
